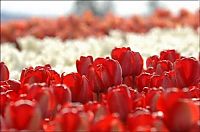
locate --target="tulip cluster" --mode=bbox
[1,9,199,44]
[0,47,199,131]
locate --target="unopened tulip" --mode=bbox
[62,73,93,103]
[0,62,9,81]
[111,47,143,77]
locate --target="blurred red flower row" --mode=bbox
[1,9,199,45]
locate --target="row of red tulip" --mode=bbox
[1,8,199,44]
[0,47,199,131]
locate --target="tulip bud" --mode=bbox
[146,55,159,69]
[6,79,21,93]
[111,47,143,77]
[0,62,9,81]
[5,99,42,130]
[87,57,122,93]
[51,84,71,105]
[155,60,173,75]
[53,106,89,131]
[27,83,56,118]
[20,65,60,86]
[164,99,199,131]
[107,85,132,121]
[160,49,180,63]
[62,73,93,103]
[174,57,200,88]
[76,56,93,75]
[135,72,152,92]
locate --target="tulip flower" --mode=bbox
[174,57,200,88]
[20,65,61,86]
[87,57,122,93]
[164,99,199,132]
[84,101,109,122]
[155,60,173,75]
[107,85,132,121]
[111,47,143,77]
[53,106,89,132]
[4,99,42,130]
[135,72,152,92]
[76,56,93,75]
[51,84,71,105]
[156,88,186,113]
[146,55,159,69]
[161,71,177,88]
[160,49,180,63]
[27,83,57,118]
[0,62,9,81]
[62,73,93,104]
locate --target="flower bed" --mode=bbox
[1,8,199,131]
[1,9,199,44]
[1,47,199,131]
[1,27,199,79]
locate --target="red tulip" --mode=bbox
[62,73,93,103]
[87,57,122,93]
[20,64,61,86]
[4,99,42,130]
[147,71,177,88]
[174,57,200,88]
[76,56,93,75]
[150,75,163,88]
[90,114,125,132]
[51,84,71,106]
[164,99,199,132]
[0,62,9,81]
[27,83,57,118]
[160,49,180,63]
[145,88,163,112]
[84,101,109,122]
[135,72,152,92]
[53,106,89,132]
[156,88,186,113]
[146,55,159,69]
[107,85,132,121]
[6,79,21,93]
[161,71,177,88]
[155,60,173,75]
[111,47,143,77]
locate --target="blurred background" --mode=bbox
[1,1,199,22]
